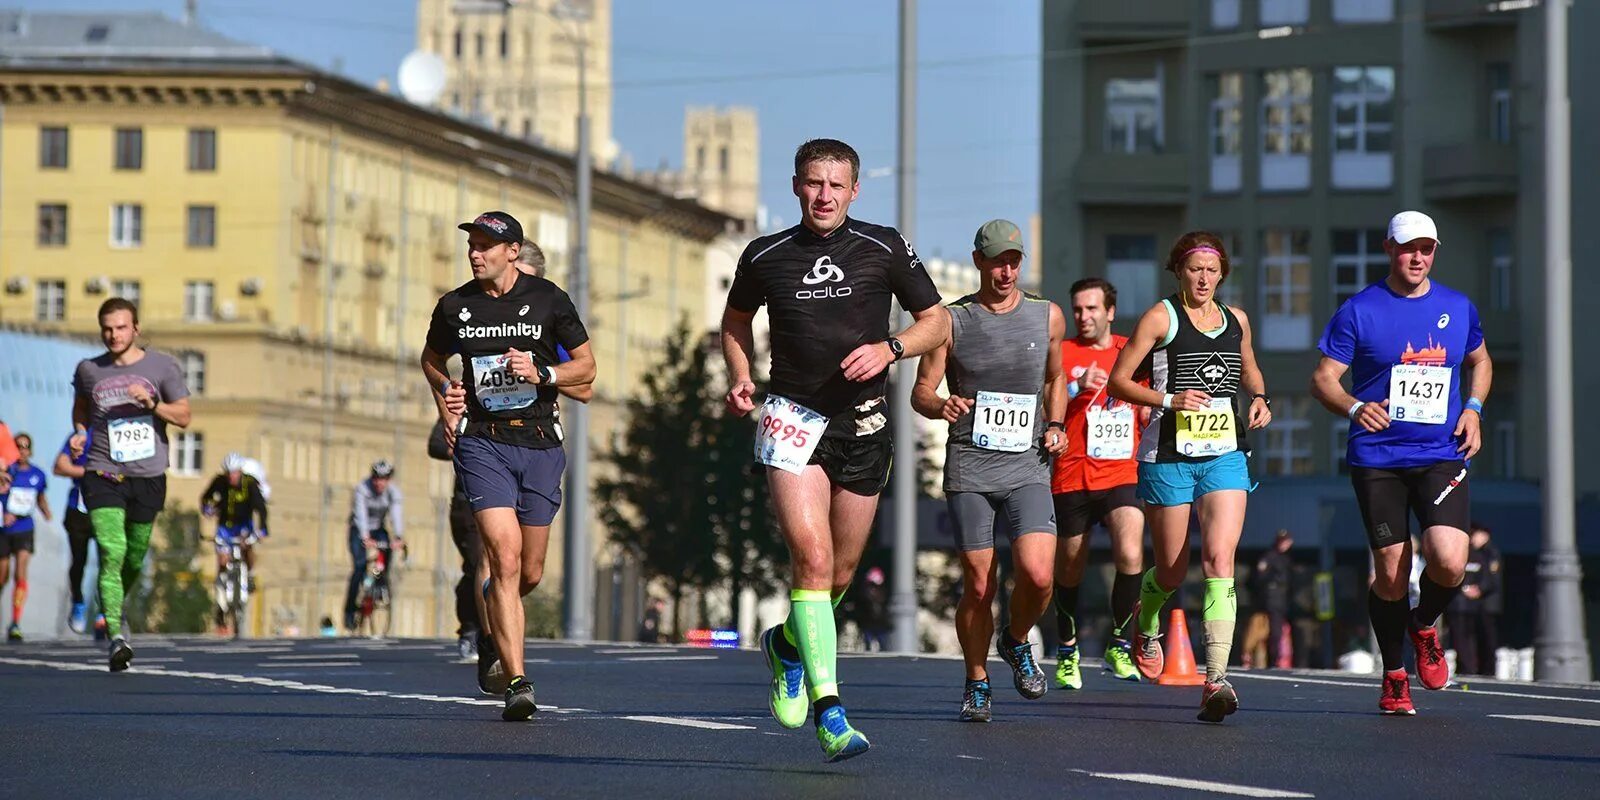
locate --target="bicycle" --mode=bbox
[354,538,405,639]
[214,531,259,641]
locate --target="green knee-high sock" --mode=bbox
[787,589,839,702]
[780,584,850,649]
[91,508,129,639]
[1137,569,1175,637]
[122,520,155,604]
[1202,578,1238,682]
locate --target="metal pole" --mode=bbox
[562,29,594,642]
[889,0,919,654]
[313,127,338,630]
[392,152,411,512]
[1536,0,1591,683]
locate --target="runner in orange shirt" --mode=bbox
[1050,278,1144,687]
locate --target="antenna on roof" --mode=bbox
[184,0,198,26]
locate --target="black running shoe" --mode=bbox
[502,677,537,721]
[996,633,1048,700]
[959,679,993,723]
[109,637,133,673]
[477,630,508,696]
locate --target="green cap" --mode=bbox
[974,218,1025,258]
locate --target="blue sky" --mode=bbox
[27,0,1040,260]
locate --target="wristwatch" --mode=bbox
[886,337,905,362]
[1252,392,1272,406]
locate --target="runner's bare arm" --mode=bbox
[151,396,192,429]
[910,328,952,421]
[1234,308,1272,429]
[548,341,596,387]
[1108,304,1177,409]
[1044,303,1070,425]
[721,305,759,415]
[1310,356,1390,432]
[841,304,950,383]
[1455,342,1492,457]
[558,382,594,403]
[53,450,84,480]
[420,346,456,422]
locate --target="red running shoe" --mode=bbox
[1197,679,1239,723]
[1409,625,1450,689]
[1379,669,1416,715]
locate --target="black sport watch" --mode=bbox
[886,337,905,362]
[1252,392,1272,406]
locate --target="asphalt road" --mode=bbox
[2,636,1597,799]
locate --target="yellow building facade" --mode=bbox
[0,57,731,637]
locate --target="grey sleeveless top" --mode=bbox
[944,292,1052,493]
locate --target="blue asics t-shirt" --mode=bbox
[59,432,90,514]
[1318,280,1484,469]
[2,463,48,533]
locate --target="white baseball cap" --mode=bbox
[1387,210,1440,245]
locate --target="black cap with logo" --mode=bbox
[458,210,524,244]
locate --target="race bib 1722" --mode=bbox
[1175,397,1237,457]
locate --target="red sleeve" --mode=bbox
[0,423,18,468]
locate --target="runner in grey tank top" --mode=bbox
[911,218,1069,721]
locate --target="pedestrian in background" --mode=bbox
[1253,530,1294,668]
[1445,522,1502,676]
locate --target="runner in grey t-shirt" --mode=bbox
[71,298,192,672]
[911,219,1069,722]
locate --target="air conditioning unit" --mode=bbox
[218,301,238,321]
[239,278,262,297]
[84,276,109,295]
[4,277,28,295]
[363,262,386,280]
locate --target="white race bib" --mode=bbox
[74,488,86,514]
[1176,397,1238,456]
[471,354,539,412]
[753,395,828,475]
[972,391,1037,453]
[5,487,38,516]
[108,416,157,463]
[1389,364,1451,425]
[1086,404,1135,460]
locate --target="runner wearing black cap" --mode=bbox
[421,210,596,721]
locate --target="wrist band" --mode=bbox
[1162,393,1174,409]
[538,364,556,385]
[1465,397,1484,414]
[439,379,452,396]
[1046,420,1065,431]
[1347,400,1364,420]
[1067,380,1081,398]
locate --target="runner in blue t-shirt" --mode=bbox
[53,430,95,633]
[2,433,53,641]
[1311,210,1493,716]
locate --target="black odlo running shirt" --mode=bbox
[727,218,941,435]
[425,272,589,431]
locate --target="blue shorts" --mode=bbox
[1137,451,1251,506]
[454,435,566,526]
[214,523,257,553]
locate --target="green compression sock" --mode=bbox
[1137,569,1175,637]
[90,508,129,639]
[780,583,850,649]
[787,589,839,701]
[1202,577,1238,683]
[122,520,155,595]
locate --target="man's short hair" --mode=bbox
[794,138,860,184]
[98,297,139,325]
[1069,277,1118,309]
[519,239,547,277]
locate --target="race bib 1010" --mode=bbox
[972,391,1037,453]
[1176,397,1237,457]
[108,416,156,463]
[753,395,828,475]
[1389,364,1451,425]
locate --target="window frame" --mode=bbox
[1258,228,1312,350]
[110,203,143,248]
[1104,73,1165,155]
[35,278,66,322]
[113,127,143,170]
[1260,396,1314,477]
[181,350,207,396]
[173,431,205,477]
[184,279,216,322]
[1259,68,1313,191]
[188,128,217,172]
[1331,228,1388,306]
[39,126,68,169]
[37,203,68,247]
[1208,72,1244,192]
[187,204,218,248]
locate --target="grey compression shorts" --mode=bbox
[948,483,1057,552]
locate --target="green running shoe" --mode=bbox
[815,705,871,762]
[760,625,809,729]
[1053,645,1083,690]
[1103,636,1141,682]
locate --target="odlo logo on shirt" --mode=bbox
[796,256,852,300]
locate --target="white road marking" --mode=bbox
[596,648,678,655]
[1234,672,1600,705]
[623,715,754,731]
[956,755,983,761]
[1490,714,1600,728]
[259,662,362,668]
[1071,770,1313,798]
[618,655,719,662]
[267,653,359,661]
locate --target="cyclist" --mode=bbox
[200,452,269,628]
[3,433,52,641]
[345,459,404,632]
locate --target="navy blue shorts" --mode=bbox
[454,435,565,526]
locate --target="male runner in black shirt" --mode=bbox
[721,139,947,761]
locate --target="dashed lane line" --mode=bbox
[1489,714,1600,728]
[1070,770,1313,798]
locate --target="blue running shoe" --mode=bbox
[960,679,992,722]
[815,705,870,762]
[69,603,88,635]
[760,625,808,729]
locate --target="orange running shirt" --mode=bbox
[1051,335,1140,493]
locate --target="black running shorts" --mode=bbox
[1350,460,1471,550]
[1053,483,1140,536]
[809,434,893,497]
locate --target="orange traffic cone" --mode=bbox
[1155,608,1206,686]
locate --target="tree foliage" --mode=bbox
[127,503,212,634]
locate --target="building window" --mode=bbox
[1332,66,1394,189]
[1211,0,1240,29]
[173,431,204,477]
[1260,69,1312,191]
[719,147,730,175]
[1106,235,1159,317]
[522,118,532,139]
[39,126,68,168]
[1332,229,1387,305]
[1214,232,1245,309]
[1333,0,1394,23]
[1488,62,1512,144]
[1261,396,1314,476]
[110,203,142,248]
[1261,0,1310,26]
[114,127,142,170]
[476,32,484,58]
[453,28,462,57]
[1329,421,1350,475]
[35,279,65,322]
[188,128,217,171]
[1488,228,1513,311]
[1209,73,1243,192]
[499,29,508,57]
[1493,420,1516,478]
[184,280,215,322]
[1259,229,1312,350]
[187,205,217,248]
[181,351,207,396]
[112,279,141,306]
[1105,73,1163,154]
[37,203,67,246]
